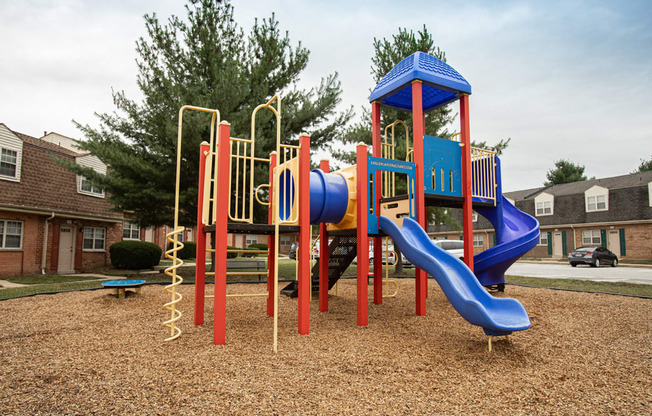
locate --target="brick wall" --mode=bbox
[0,211,42,277]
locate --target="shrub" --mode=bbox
[110,241,162,269]
[166,241,197,259]
[240,247,258,257]
[248,243,268,251]
[227,246,238,259]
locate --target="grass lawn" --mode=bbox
[506,274,652,297]
[2,259,650,300]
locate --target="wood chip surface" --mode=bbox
[1,280,650,415]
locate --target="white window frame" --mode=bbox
[280,236,291,247]
[83,227,106,251]
[582,230,601,245]
[536,201,552,216]
[473,234,484,247]
[648,182,652,207]
[539,232,548,246]
[123,221,140,240]
[0,147,19,181]
[584,185,608,212]
[472,212,478,222]
[534,192,554,217]
[0,219,23,249]
[78,176,105,198]
[246,235,258,246]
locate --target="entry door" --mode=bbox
[607,230,621,257]
[552,232,563,257]
[57,226,75,274]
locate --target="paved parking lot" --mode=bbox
[507,262,652,285]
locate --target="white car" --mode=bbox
[432,239,465,260]
[352,243,397,265]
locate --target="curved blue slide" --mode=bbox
[473,158,540,287]
[379,216,531,336]
[474,195,540,287]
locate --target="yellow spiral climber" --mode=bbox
[163,226,185,341]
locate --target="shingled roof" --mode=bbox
[9,128,81,158]
[505,171,652,201]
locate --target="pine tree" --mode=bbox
[544,159,588,186]
[66,0,352,227]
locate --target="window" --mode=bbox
[586,195,607,212]
[584,186,608,212]
[536,201,552,216]
[123,221,140,240]
[0,148,18,179]
[246,235,258,246]
[473,235,484,247]
[0,220,23,249]
[280,236,291,247]
[582,230,601,245]
[534,192,554,217]
[79,176,104,197]
[83,227,105,251]
[472,212,478,222]
[539,233,548,246]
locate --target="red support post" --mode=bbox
[213,121,231,345]
[267,152,277,317]
[194,141,209,326]
[412,81,427,316]
[319,158,330,312]
[371,101,383,305]
[460,94,474,271]
[297,135,311,335]
[356,143,369,327]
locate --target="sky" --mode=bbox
[1,0,650,192]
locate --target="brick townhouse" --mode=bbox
[0,124,174,277]
[428,171,652,260]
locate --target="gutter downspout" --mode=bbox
[41,212,55,274]
[570,224,576,255]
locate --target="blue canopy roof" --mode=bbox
[369,52,472,112]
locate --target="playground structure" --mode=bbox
[164,52,540,352]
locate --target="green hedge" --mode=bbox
[110,241,162,269]
[227,246,238,259]
[240,247,258,257]
[166,241,197,259]
[248,243,268,251]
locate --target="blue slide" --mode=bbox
[474,195,540,287]
[473,158,540,287]
[379,216,531,336]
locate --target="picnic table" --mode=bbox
[101,280,146,299]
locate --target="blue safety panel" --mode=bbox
[369,52,472,112]
[367,157,417,234]
[423,135,462,198]
[102,280,146,287]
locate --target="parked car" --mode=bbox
[288,242,298,260]
[352,243,397,265]
[432,239,465,261]
[288,239,324,260]
[568,246,618,267]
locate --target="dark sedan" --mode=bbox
[568,246,618,267]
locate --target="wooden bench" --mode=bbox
[226,259,267,281]
[226,259,266,270]
[101,280,146,299]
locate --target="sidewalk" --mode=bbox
[517,259,652,269]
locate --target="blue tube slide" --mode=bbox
[473,158,540,287]
[379,215,531,336]
[309,169,349,225]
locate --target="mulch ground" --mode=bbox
[1,279,650,415]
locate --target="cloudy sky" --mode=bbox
[1,0,650,191]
